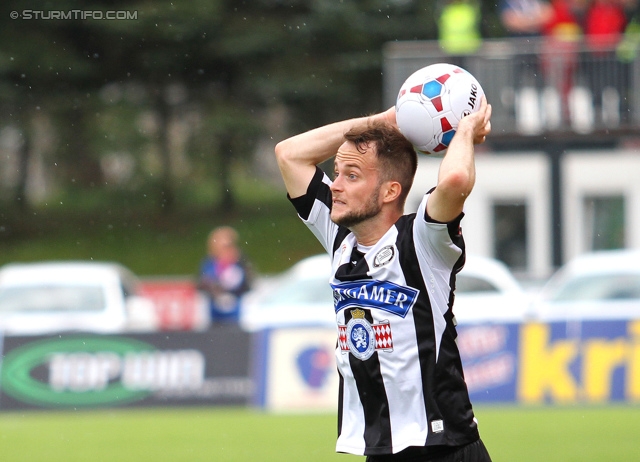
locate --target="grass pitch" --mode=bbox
[1,405,639,461]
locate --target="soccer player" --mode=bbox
[274,96,493,461]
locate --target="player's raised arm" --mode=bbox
[426,96,491,223]
[274,108,396,198]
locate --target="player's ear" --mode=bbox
[382,181,402,204]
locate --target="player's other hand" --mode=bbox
[459,96,492,145]
[376,106,397,127]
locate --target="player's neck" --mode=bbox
[350,210,401,247]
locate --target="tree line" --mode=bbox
[0,0,503,215]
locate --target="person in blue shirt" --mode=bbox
[500,0,554,37]
[198,226,252,324]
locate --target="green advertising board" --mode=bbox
[0,329,253,410]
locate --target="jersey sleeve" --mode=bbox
[412,192,465,272]
[288,166,340,255]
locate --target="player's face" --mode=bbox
[330,141,383,228]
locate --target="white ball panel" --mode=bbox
[396,99,435,148]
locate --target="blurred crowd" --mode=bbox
[437,0,640,132]
[438,0,640,54]
[500,0,636,46]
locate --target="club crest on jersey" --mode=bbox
[338,308,394,361]
[373,245,395,267]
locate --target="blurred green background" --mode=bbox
[0,0,506,277]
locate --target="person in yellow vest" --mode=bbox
[438,0,482,55]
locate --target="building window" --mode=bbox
[493,202,528,271]
[583,195,625,251]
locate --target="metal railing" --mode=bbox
[383,37,640,138]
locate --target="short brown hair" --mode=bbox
[344,120,417,209]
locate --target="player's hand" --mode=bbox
[376,106,397,127]
[474,96,492,144]
[459,96,492,145]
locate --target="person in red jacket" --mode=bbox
[583,0,632,126]
[585,0,629,50]
[540,0,585,126]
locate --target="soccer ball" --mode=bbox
[395,63,484,155]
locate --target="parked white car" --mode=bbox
[240,254,334,332]
[450,254,531,324]
[240,253,530,331]
[0,261,159,336]
[532,249,640,321]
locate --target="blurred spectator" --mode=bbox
[540,0,586,129]
[500,0,554,37]
[582,0,631,127]
[197,226,253,325]
[542,0,585,38]
[617,0,640,62]
[584,0,629,50]
[438,0,482,60]
[499,0,555,133]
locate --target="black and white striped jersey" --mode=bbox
[289,167,480,456]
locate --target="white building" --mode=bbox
[386,38,640,279]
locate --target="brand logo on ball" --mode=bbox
[467,83,479,111]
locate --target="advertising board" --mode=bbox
[4,319,639,411]
[0,328,253,410]
[253,328,339,411]
[254,320,640,411]
[456,320,640,404]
